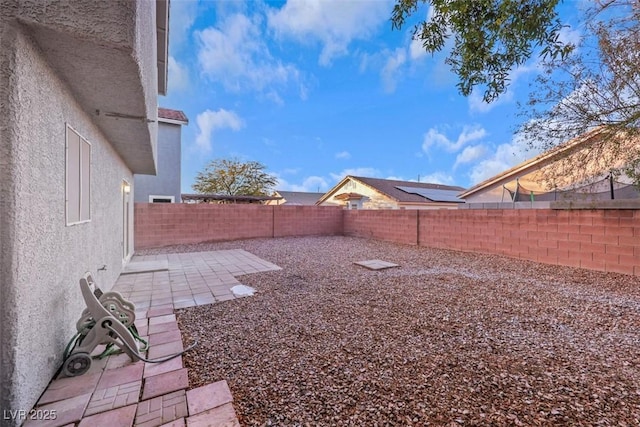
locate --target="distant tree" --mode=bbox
[391,0,572,103]
[192,158,277,196]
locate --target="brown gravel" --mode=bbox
[140,236,640,426]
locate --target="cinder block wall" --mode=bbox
[344,209,640,276]
[274,205,343,237]
[135,204,640,276]
[135,204,343,248]
[343,210,418,245]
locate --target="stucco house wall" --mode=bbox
[135,121,182,203]
[0,24,136,418]
[462,128,639,204]
[0,0,166,418]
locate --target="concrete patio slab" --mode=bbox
[141,368,189,400]
[144,356,183,379]
[77,403,137,427]
[186,380,233,416]
[38,373,101,405]
[149,329,182,346]
[95,363,144,390]
[185,403,240,427]
[84,380,141,416]
[23,393,92,427]
[135,390,188,427]
[147,340,184,360]
[160,418,186,427]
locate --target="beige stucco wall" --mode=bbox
[0,24,134,418]
[465,138,638,204]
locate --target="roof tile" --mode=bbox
[158,108,188,123]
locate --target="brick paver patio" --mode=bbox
[24,249,280,427]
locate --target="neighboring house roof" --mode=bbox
[318,176,466,205]
[459,126,608,199]
[274,191,324,205]
[158,107,189,125]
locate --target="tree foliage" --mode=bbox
[192,158,277,196]
[393,0,640,187]
[519,1,640,186]
[391,0,572,102]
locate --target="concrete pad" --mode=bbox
[84,380,141,416]
[144,356,183,379]
[95,363,144,390]
[141,368,189,400]
[24,393,92,427]
[38,372,102,405]
[161,418,186,427]
[122,260,169,275]
[135,390,187,427]
[354,260,400,270]
[185,403,239,427]
[186,380,233,415]
[147,340,184,360]
[78,404,137,427]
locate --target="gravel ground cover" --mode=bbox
[140,236,640,426]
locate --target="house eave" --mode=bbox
[156,0,169,96]
[16,0,162,175]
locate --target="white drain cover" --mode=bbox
[230,284,256,297]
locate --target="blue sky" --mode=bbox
[160,0,584,194]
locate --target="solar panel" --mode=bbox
[395,186,463,203]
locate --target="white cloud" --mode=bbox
[422,125,488,153]
[418,171,456,185]
[330,167,380,182]
[454,144,488,169]
[558,25,582,48]
[468,133,535,184]
[409,37,428,61]
[277,175,330,192]
[168,56,189,92]
[335,151,351,160]
[195,109,244,152]
[381,48,407,93]
[196,13,304,99]
[267,0,392,66]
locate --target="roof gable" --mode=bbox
[318,176,466,205]
[354,176,465,203]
